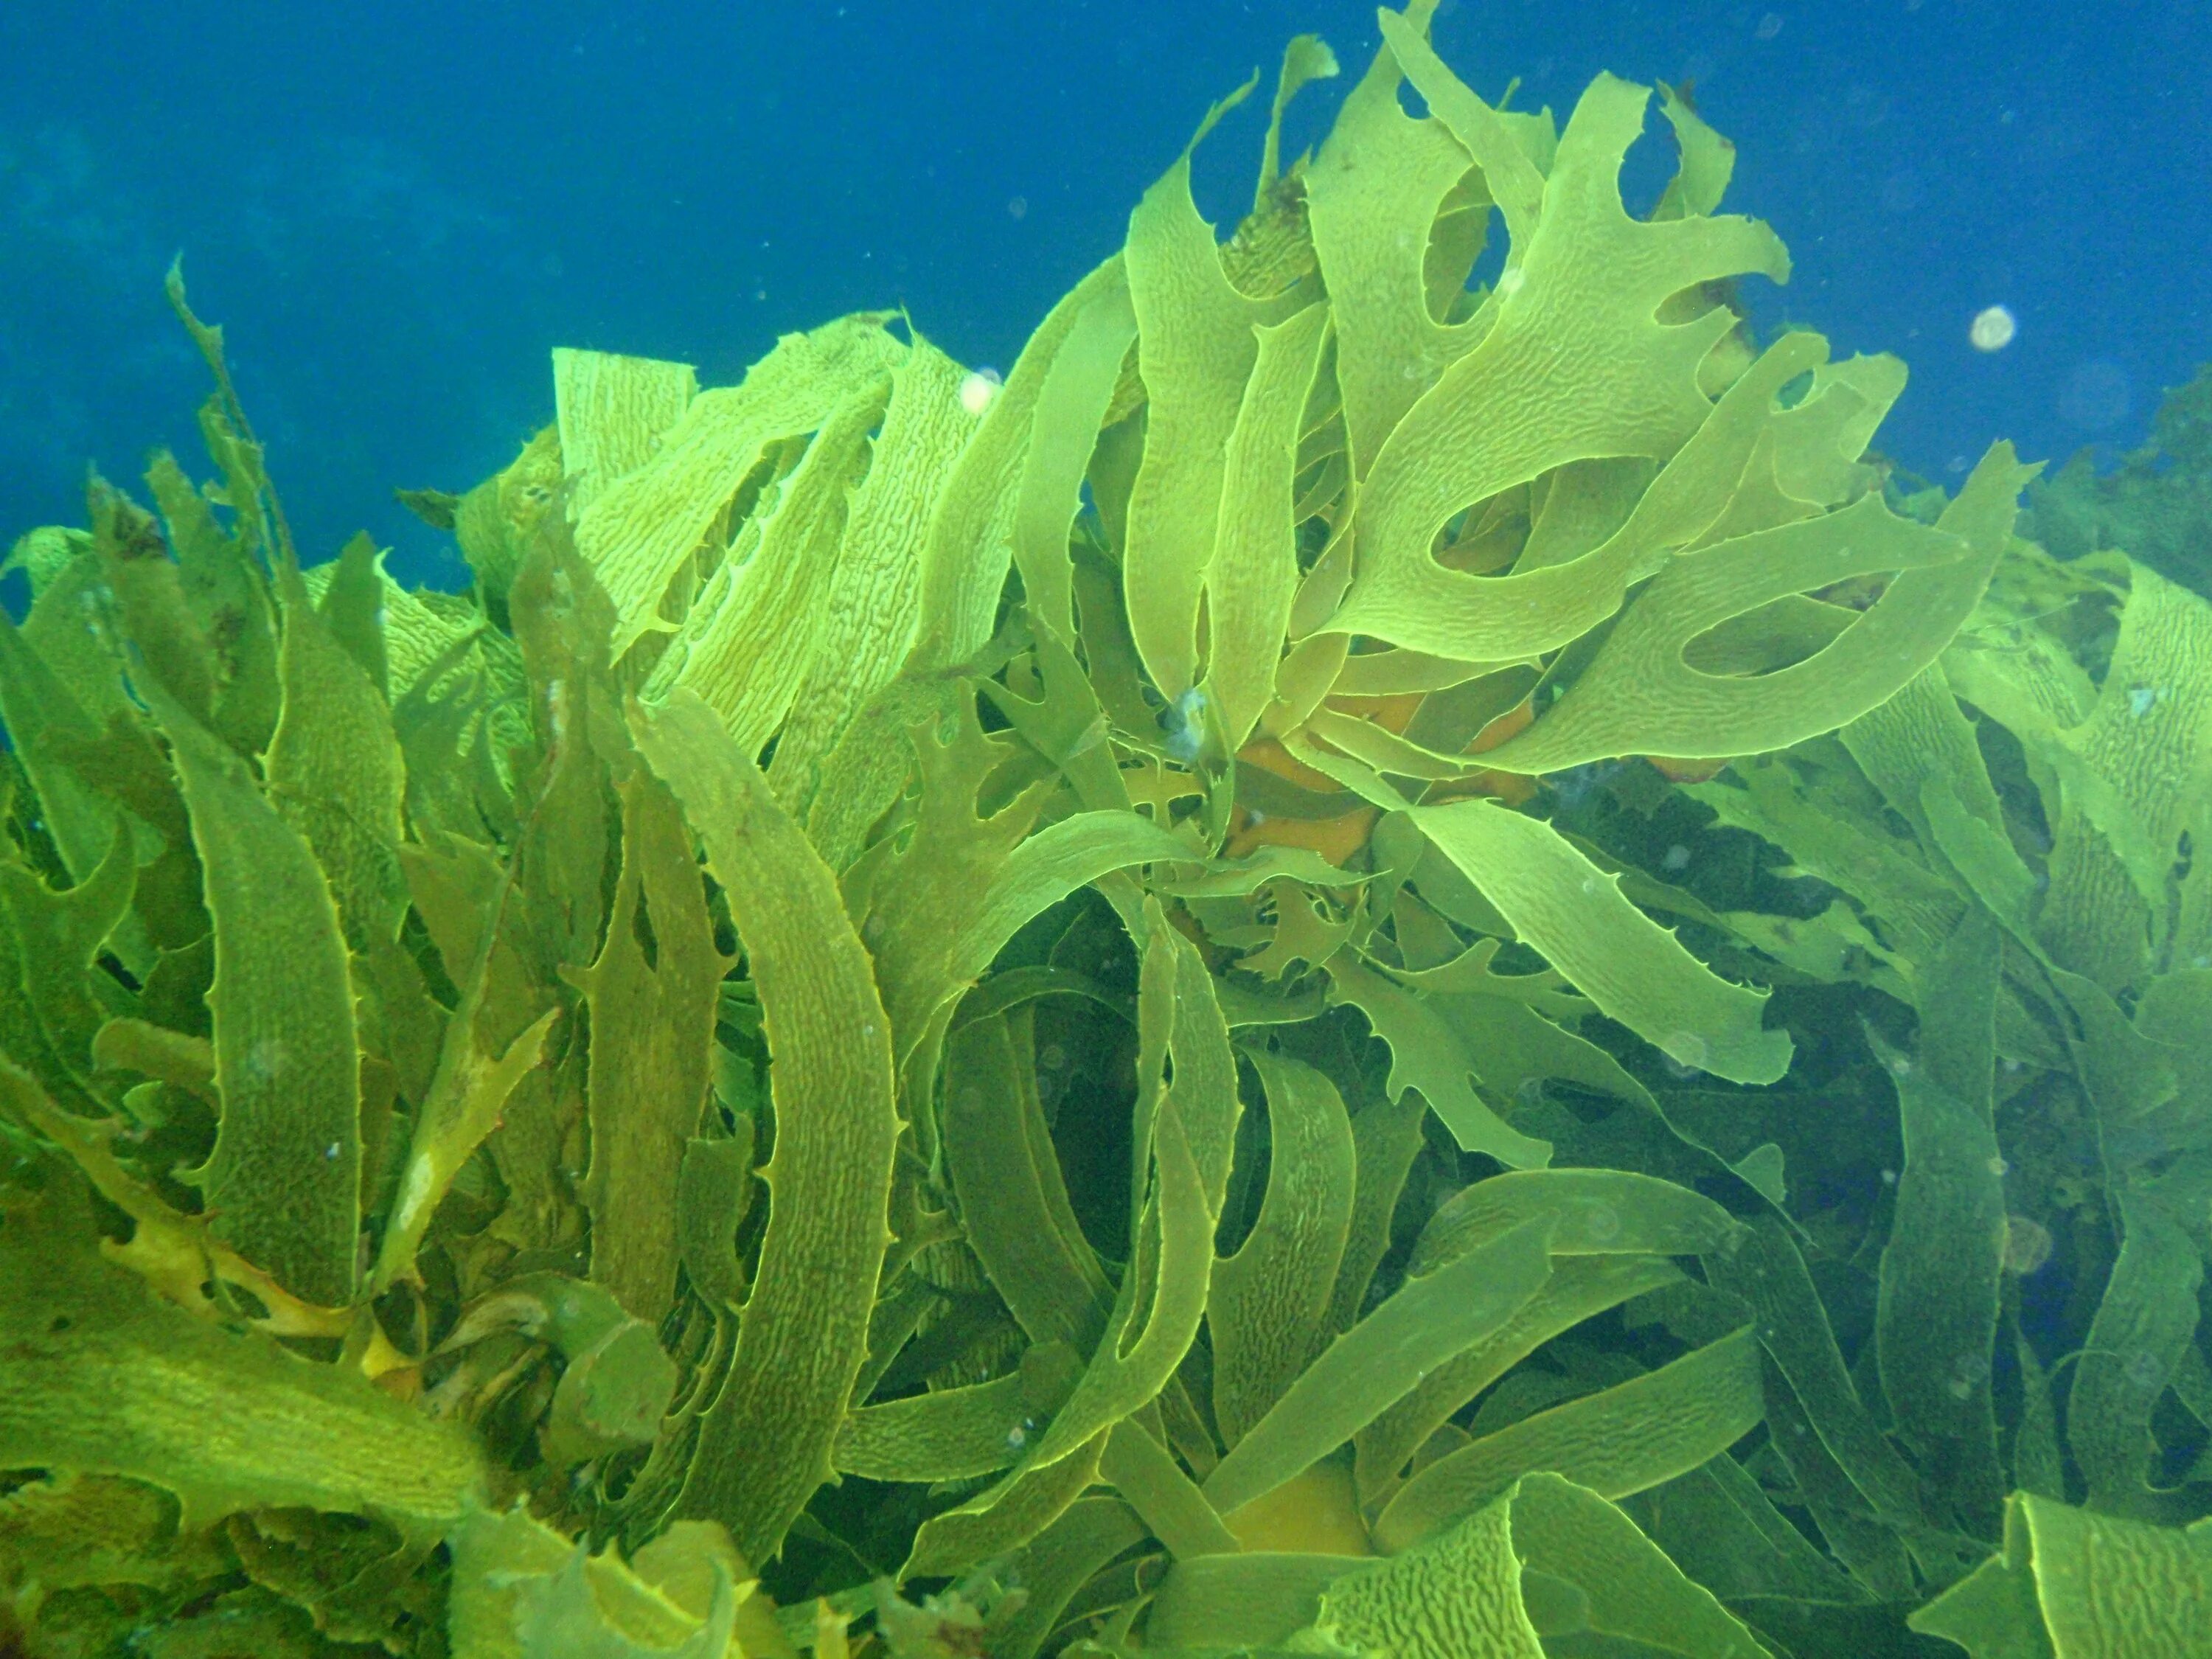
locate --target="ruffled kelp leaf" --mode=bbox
[1705,1217,1930,1542]
[675,1124,756,1313]
[2028,563,2212,988]
[1408,1169,1748,1270]
[771,338,976,818]
[1146,1549,1368,1651]
[145,677,363,1307]
[571,771,731,1326]
[942,1013,1113,1351]
[1911,1493,2212,1658]
[1352,1169,1738,1500]
[1493,1473,1771,1656]
[435,1274,682,1470]
[577,313,905,658]
[0,1154,484,1537]
[1873,909,2008,1535]
[2053,969,2206,1514]
[1100,1418,1242,1561]
[908,256,1133,674]
[1312,1486,1545,1658]
[984,1497,1150,1659]
[633,693,900,1565]
[448,1504,753,1659]
[1408,797,1790,1084]
[1131,894,1245,1217]
[0,1471,228,1606]
[453,427,563,617]
[1121,80,1310,699]
[143,447,283,755]
[1254,34,1340,201]
[1651,82,1736,222]
[552,347,700,520]
[1203,1213,1554,1519]
[265,546,409,949]
[1200,302,1332,751]
[1206,1049,1356,1446]
[1636,1451,1870,1607]
[1,522,88,597]
[0,573,206,960]
[13,539,135,731]
[1345,1186,1743,1504]
[1476,445,2032,773]
[1329,21,1789,660]
[1001,1098,1217,1481]
[904,1431,1111,1582]
[835,1343,1081,1484]
[369,883,560,1294]
[316,528,392,694]
[1303,1475,1770,1659]
[1320,1088,1429,1343]
[0,818,136,1110]
[853,695,1190,1097]
[1304,4,1504,476]
[1841,661,2034,934]
[1322,953,1553,1166]
[644,377,887,754]
[91,479,220,727]
[1355,1254,1686,1506]
[1372,1324,1764,1551]
[1010,274,1138,650]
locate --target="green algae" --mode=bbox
[7,7,2212,1658]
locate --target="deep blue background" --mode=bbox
[4,0,2208,589]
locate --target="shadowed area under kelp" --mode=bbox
[6,5,2212,1656]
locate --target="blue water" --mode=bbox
[3,1,2207,588]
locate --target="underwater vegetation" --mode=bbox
[2028,360,2212,599]
[7,4,2212,1655]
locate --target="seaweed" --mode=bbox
[7,6,2212,1658]
[2028,361,2212,596]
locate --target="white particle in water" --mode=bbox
[1969,305,2017,352]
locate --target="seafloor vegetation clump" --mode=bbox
[2028,361,2212,596]
[7,6,2212,1655]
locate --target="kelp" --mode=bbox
[7,7,2210,1658]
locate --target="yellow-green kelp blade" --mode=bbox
[633,693,900,1565]
[1408,799,1791,1084]
[151,680,364,1308]
[1913,1492,2212,1657]
[0,1129,484,1540]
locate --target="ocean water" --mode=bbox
[3,0,2206,588]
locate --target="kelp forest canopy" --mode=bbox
[7,5,2212,1657]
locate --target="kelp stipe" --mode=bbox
[8,6,2212,1657]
